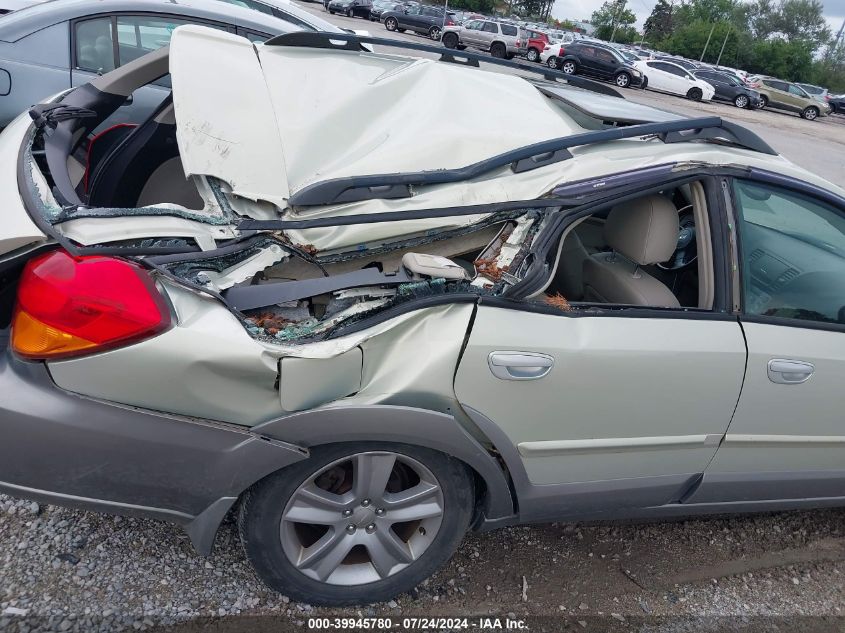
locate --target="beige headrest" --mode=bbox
[604,195,679,265]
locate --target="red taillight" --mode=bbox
[12,250,171,359]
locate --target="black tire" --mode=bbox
[801,106,819,121]
[614,72,631,88]
[546,55,558,69]
[759,95,768,108]
[490,42,506,59]
[560,59,577,75]
[526,47,539,63]
[346,8,353,17]
[734,94,749,109]
[442,32,458,49]
[384,16,397,31]
[429,25,441,41]
[239,442,475,606]
[687,87,703,101]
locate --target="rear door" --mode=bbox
[645,61,674,92]
[577,45,599,74]
[592,47,618,79]
[694,178,845,503]
[453,194,747,514]
[763,79,791,110]
[697,71,726,100]
[454,306,746,513]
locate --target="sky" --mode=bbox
[550,0,845,36]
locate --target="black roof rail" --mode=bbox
[282,117,777,207]
[263,31,623,99]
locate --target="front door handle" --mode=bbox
[488,351,554,381]
[768,358,814,384]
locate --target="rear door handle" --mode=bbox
[768,359,814,384]
[488,351,554,381]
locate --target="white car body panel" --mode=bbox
[0,113,47,255]
[171,28,292,207]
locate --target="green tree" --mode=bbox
[590,0,636,41]
[644,0,674,42]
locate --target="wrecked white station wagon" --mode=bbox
[2,26,845,605]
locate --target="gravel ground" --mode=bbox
[2,493,845,632]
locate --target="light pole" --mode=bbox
[715,24,730,66]
[699,23,714,61]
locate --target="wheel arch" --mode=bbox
[251,405,517,526]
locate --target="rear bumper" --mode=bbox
[0,340,306,553]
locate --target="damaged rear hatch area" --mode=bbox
[17,25,592,349]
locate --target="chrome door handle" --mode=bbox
[768,359,814,384]
[488,351,554,381]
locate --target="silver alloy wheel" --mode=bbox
[385,17,397,30]
[526,48,538,62]
[546,56,557,69]
[430,26,441,40]
[280,451,444,586]
[735,94,749,108]
[803,107,818,120]
[562,61,576,74]
[615,73,629,87]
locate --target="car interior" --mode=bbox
[541,181,713,310]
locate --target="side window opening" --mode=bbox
[75,17,116,73]
[540,181,714,311]
[734,179,845,325]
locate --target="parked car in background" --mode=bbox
[441,19,524,59]
[522,27,548,62]
[749,76,830,120]
[369,0,403,21]
[654,55,699,71]
[548,41,643,89]
[382,3,453,40]
[828,93,845,114]
[635,59,715,101]
[797,83,829,103]
[0,0,329,128]
[327,0,371,17]
[692,69,761,108]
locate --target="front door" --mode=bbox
[697,178,845,501]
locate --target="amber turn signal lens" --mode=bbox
[11,308,98,358]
